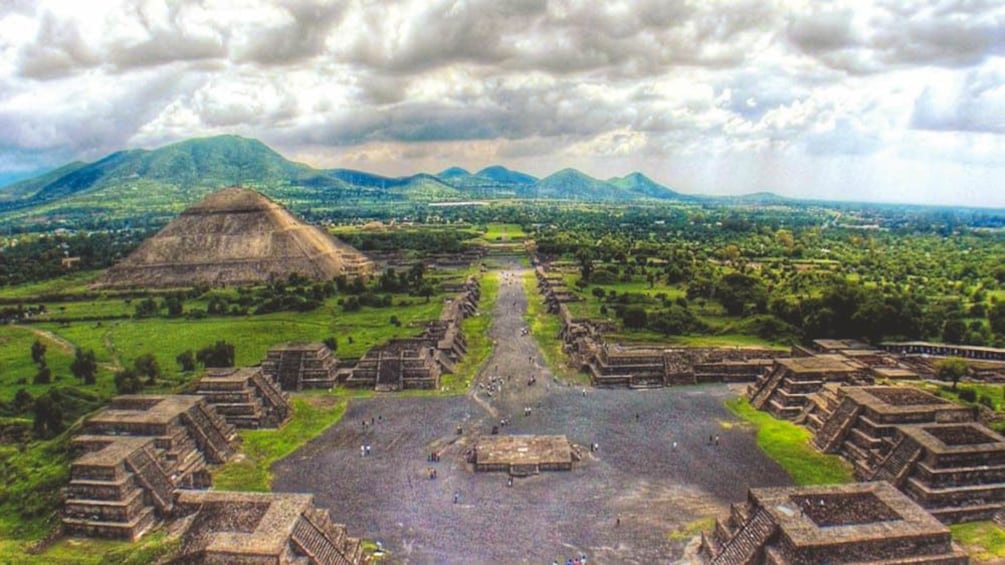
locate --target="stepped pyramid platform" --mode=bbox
[194,367,292,429]
[879,423,1005,523]
[471,435,577,475]
[170,490,368,565]
[343,338,442,391]
[94,187,373,289]
[262,342,339,391]
[700,482,967,564]
[747,355,869,420]
[803,385,975,478]
[62,437,165,540]
[82,395,239,465]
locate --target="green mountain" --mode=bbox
[609,172,689,200]
[475,166,537,185]
[0,135,701,226]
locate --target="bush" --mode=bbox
[114,368,143,394]
[958,388,977,403]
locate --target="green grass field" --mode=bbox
[522,271,583,383]
[725,397,854,485]
[443,272,499,394]
[212,394,348,491]
[0,326,81,400]
[482,223,526,242]
[951,521,1005,562]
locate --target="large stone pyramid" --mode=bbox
[95,187,373,288]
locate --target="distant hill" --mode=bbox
[608,172,689,200]
[476,166,537,185]
[0,135,690,225]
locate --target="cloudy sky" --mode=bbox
[2,0,1005,207]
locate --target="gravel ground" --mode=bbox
[272,267,792,565]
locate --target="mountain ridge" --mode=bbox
[0,135,743,224]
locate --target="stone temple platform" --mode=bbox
[471,435,577,475]
[701,481,968,564]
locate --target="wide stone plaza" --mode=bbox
[272,267,792,564]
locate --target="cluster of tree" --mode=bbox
[531,203,1005,345]
[0,229,151,286]
[341,228,479,253]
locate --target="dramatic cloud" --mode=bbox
[1,0,1005,206]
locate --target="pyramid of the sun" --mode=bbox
[95,187,373,288]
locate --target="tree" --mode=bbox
[163,295,184,317]
[575,248,595,282]
[621,305,648,329]
[942,319,966,344]
[990,301,1005,336]
[32,392,63,438]
[12,388,33,415]
[114,368,144,394]
[33,364,51,385]
[31,339,46,366]
[196,341,235,368]
[71,348,98,385]
[716,272,767,317]
[134,297,161,318]
[133,353,161,384]
[936,357,969,391]
[176,350,196,372]
[323,337,338,353]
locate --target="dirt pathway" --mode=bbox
[12,324,76,354]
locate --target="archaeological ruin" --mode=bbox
[470,435,578,475]
[63,395,240,540]
[700,482,968,564]
[341,277,480,391]
[262,342,340,391]
[748,355,870,419]
[95,187,373,289]
[193,366,292,429]
[170,490,367,565]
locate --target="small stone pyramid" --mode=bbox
[95,187,372,288]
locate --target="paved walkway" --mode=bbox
[271,266,792,564]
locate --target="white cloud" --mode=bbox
[0,0,1003,206]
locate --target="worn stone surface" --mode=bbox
[272,266,792,564]
[95,187,373,288]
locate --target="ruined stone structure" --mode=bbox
[882,341,1005,363]
[700,482,967,564]
[194,367,292,428]
[882,423,1005,523]
[747,355,869,419]
[63,395,239,540]
[535,266,579,313]
[802,385,975,477]
[342,338,443,391]
[262,342,340,391]
[471,435,578,475]
[803,384,1005,523]
[170,490,368,565]
[342,277,479,391]
[95,187,373,289]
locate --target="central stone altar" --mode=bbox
[471,435,577,475]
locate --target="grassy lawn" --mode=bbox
[951,521,1005,562]
[482,223,526,242]
[0,271,101,299]
[0,325,82,400]
[443,272,499,394]
[725,397,854,485]
[212,394,348,491]
[522,271,584,383]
